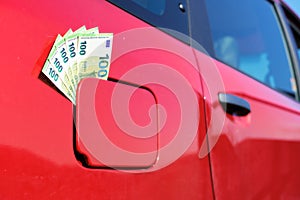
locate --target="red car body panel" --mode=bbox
[0,0,213,199]
[200,59,300,199]
[1,0,300,199]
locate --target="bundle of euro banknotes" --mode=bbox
[42,26,113,105]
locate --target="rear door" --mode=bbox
[193,0,300,199]
[74,0,214,199]
[0,0,212,199]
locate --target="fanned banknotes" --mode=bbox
[42,26,113,105]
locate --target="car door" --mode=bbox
[0,0,214,199]
[192,0,300,199]
[73,0,215,199]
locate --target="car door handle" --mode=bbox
[218,93,251,116]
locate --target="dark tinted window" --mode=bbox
[288,17,300,60]
[286,14,300,97]
[131,0,166,15]
[108,0,190,44]
[205,0,297,98]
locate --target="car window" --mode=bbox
[108,0,190,44]
[205,0,297,98]
[287,17,300,60]
[131,0,166,15]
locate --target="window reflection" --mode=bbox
[206,0,296,98]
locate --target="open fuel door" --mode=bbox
[74,78,158,169]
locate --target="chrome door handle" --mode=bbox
[218,93,251,116]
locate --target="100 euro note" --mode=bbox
[62,29,77,93]
[77,33,113,83]
[65,26,99,92]
[42,34,76,104]
[64,26,87,92]
[49,30,77,99]
[41,27,113,105]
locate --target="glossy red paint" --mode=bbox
[0,0,213,199]
[1,0,300,198]
[201,59,300,199]
[76,78,160,168]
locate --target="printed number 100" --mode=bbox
[98,54,109,78]
[49,68,59,81]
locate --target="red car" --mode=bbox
[1,0,300,199]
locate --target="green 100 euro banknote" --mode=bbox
[41,26,113,105]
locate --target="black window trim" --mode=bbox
[106,0,191,45]
[271,0,300,101]
[189,0,215,55]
